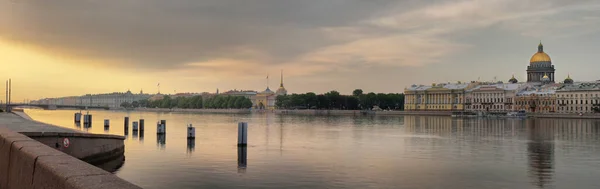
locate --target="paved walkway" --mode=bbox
[0,113,80,133]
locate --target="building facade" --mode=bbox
[251,72,287,110]
[404,83,471,111]
[555,82,600,114]
[33,90,152,108]
[465,83,521,113]
[514,84,558,113]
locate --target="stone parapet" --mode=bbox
[0,129,140,189]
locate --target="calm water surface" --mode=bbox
[24,109,600,189]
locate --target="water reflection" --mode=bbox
[186,139,195,154]
[237,147,247,173]
[157,134,166,149]
[139,130,144,142]
[94,154,125,173]
[132,130,138,140]
[527,119,554,188]
[404,116,599,141]
[22,110,600,189]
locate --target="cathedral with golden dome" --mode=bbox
[527,42,555,83]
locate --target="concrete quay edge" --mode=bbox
[0,129,141,189]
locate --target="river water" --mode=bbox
[24,109,600,189]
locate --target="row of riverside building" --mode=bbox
[404,42,600,114]
[30,71,289,110]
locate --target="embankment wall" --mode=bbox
[0,129,140,189]
[275,110,452,116]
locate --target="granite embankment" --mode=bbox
[0,112,140,189]
[132,108,452,116]
[531,113,600,119]
[132,107,251,114]
[275,109,452,116]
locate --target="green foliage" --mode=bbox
[131,101,139,108]
[120,102,131,108]
[150,95,251,109]
[275,90,404,110]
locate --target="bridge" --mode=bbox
[1,103,110,111]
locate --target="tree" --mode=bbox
[160,96,172,108]
[138,99,149,108]
[191,96,203,109]
[275,95,288,109]
[226,96,235,108]
[176,97,187,108]
[120,102,131,108]
[352,89,363,96]
[242,98,253,109]
[316,95,329,109]
[305,92,318,109]
[234,97,244,108]
[325,91,341,109]
[131,101,140,108]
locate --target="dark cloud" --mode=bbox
[0,0,399,69]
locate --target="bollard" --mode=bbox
[187,124,195,139]
[83,114,92,126]
[139,119,145,131]
[237,122,248,146]
[157,120,166,134]
[124,117,129,128]
[124,117,129,135]
[132,121,139,131]
[104,119,110,128]
[156,121,160,133]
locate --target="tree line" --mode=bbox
[275,89,404,110]
[120,95,252,109]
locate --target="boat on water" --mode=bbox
[506,110,527,117]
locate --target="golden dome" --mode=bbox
[530,52,551,63]
[542,73,549,79]
[530,41,551,63]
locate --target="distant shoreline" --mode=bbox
[23,107,600,119]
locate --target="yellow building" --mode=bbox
[404,83,474,111]
[251,71,287,110]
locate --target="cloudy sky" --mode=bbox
[2,0,600,101]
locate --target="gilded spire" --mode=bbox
[567,73,571,79]
[538,40,543,52]
[280,70,284,87]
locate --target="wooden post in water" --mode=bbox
[124,117,129,128]
[124,117,129,135]
[187,124,195,139]
[139,119,145,132]
[237,122,248,146]
[132,121,139,131]
[157,120,166,134]
[74,113,81,123]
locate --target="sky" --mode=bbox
[2,0,600,102]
